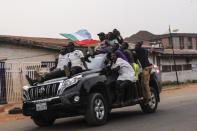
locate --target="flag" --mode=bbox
[60,29,98,46]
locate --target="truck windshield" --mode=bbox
[86,54,106,70]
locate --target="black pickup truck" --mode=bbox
[22,54,162,127]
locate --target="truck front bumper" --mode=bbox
[22,92,82,117]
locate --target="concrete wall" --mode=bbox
[159,56,197,82]
[149,56,197,83]
[149,54,197,82]
[0,43,58,63]
[162,70,197,82]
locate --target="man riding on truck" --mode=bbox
[135,41,153,104]
[110,52,136,105]
[26,46,71,85]
[26,42,88,85]
[66,42,88,76]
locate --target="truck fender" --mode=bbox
[81,74,107,93]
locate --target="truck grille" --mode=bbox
[28,83,60,100]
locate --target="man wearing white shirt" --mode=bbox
[56,51,71,70]
[110,52,135,104]
[26,47,71,85]
[67,42,88,76]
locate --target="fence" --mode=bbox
[0,61,55,104]
[0,62,6,104]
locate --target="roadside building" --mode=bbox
[150,49,197,83]
[126,31,197,83]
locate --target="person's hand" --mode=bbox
[86,58,91,63]
[64,66,71,77]
[111,66,120,73]
[100,66,111,75]
[104,59,109,65]
[50,66,56,71]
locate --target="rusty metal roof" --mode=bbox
[0,35,96,50]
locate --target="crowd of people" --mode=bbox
[26,29,153,104]
[94,29,152,104]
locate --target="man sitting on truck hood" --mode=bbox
[26,46,71,85]
[66,42,88,76]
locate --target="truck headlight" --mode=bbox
[22,89,30,101]
[58,75,82,95]
[22,86,30,101]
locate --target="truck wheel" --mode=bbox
[85,93,108,126]
[32,116,55,127]
[140,88,158,113]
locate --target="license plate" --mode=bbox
[36,103,47,111]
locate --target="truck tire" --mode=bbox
[32,116,55,127]
[85,93,108,126]
[140,88,158,113]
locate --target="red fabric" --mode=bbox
[75,39,98,46]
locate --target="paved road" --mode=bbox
[1,86,197,131]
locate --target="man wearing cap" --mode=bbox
[107,32,119,46]
[112,43,129,62]
[135,41,152,104]
[113,29,124,44]
[95,32,111,53]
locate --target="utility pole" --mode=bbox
[169,26,179,84]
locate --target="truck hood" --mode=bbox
[24,68,102,88]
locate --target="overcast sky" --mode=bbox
[0,0,196,39]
